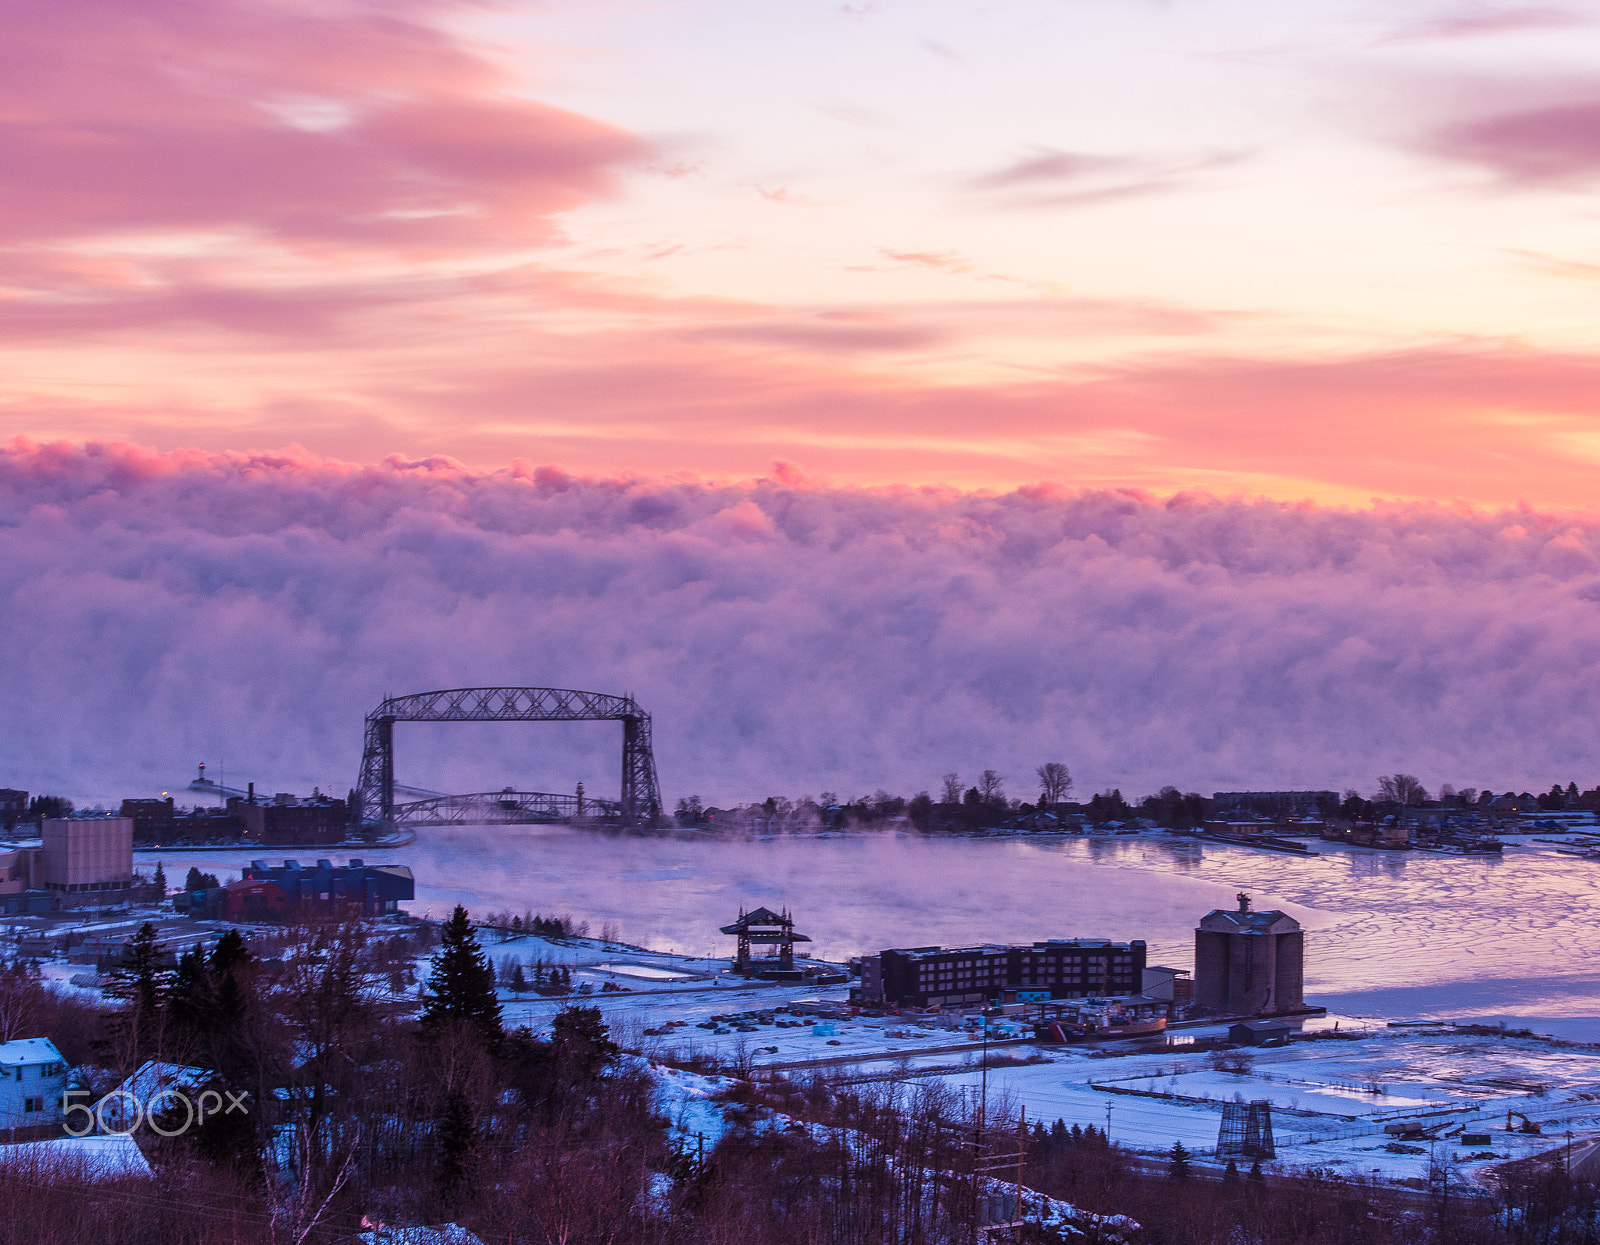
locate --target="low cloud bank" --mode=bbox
[4,440,1600,806]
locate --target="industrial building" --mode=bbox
[865,938,1147,1008]
[1,816,142,909]
[1194,893,1304,1015]
[1141,964,1193,1008]
[180,858,413,919]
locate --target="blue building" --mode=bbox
[240,859,413,914]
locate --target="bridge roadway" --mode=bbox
[390,789,623,827]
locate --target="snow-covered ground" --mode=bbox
[118,822,1600,1190]
[139,823,1600,1036]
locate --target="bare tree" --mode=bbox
[1377,773,1427,805]
[941,773,963,804]
[978,770,1005,805]
[1036,762,1072,807]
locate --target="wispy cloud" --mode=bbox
[1376,5,1585,46]
[965,147,1250,210]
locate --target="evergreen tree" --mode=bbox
[1223,1159,1239,1184]
[25,795,71,823]
[207,931,254,1081]
[1249,1159,1265,1183]
[1168,1140,1191,1180]
[434,1088,477,1206]
[102,922,172,1064]
[551,1005,618,1083]
[153,861,167,893]
[421,906,502,1046]
[183,866,219,893]
[168,943,214,1037]
[108,922,169,1018]
[510,963,527,993]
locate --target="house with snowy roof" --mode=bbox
[0,1038,67,1132]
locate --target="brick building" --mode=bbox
[237,793,349,846]
[120,798,176,844]
[872,938,1147,1008]
[1194,893,1303,1015]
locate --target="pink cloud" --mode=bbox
[1423,98,1600,187]
[5,439,1600,808]
[0,0,644,254]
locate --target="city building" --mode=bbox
[1194,893,1304,1015]
[120,797,176,844]
[0,1037,67,1134]
[38,817,135,900]
[869,938,1147,1008]
[237,792,350,846]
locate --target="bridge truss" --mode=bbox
[356,687,663,829]
[391,789,623,827]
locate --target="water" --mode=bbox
[138,829,1600,1033]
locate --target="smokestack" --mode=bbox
[248,782,255,806]
[1237,891,1251,913]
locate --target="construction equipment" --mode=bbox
[1506,1111,1542,1135]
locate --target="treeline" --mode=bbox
[673,766,1600,834]
[675,763,1209,832]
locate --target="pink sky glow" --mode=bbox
[9,0,1600,506]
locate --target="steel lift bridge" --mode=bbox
[356,687,663,831]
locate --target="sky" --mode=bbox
[10,0,1600,503]
[8,1,1600,804]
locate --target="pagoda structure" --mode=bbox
[720,906,811,975]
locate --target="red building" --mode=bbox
[224,878,288,918]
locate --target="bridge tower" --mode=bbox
[355,687,663,831]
